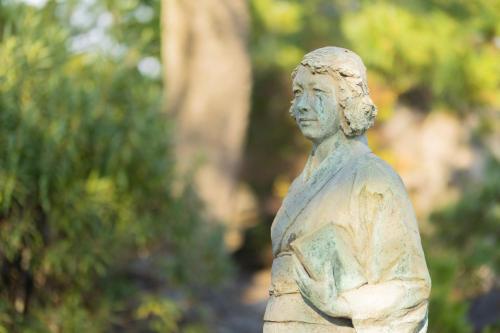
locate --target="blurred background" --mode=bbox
[0,0,499,332]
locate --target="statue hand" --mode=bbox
[293,255,351,317]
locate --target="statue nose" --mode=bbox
[297,95,311,113]
[299,105,310,113]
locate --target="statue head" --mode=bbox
[290,47,377,143]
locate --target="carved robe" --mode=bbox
[264,140,431,333]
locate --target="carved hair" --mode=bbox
[291,47,377,137]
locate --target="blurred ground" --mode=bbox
[205,270,269,333]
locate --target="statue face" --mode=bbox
[291,66,341,143]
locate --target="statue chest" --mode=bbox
[270,174,354,257]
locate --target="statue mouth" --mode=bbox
[299,118,317,124]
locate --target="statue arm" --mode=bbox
[294,162,431,331]
[337,165,431,331]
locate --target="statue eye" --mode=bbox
[313,88,326,94]
[293,89,302,96]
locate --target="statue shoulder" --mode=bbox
[353,153,407,197]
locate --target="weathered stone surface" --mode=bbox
[264,47,431,333]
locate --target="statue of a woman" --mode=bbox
[264,47,431,333]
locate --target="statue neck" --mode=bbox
[311,131,347,165]
[305,132,366,179]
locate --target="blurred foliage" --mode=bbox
[429,159,500,332]
[425,247,473,333]
[250,0,500,116]
[432,160,499,291]
[0,1,230,332]
[135,295,181,333]
[0,0,499,332]
[247,0,500,331]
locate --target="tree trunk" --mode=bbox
[162,0,252,249]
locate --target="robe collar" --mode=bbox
[271,139,370,253]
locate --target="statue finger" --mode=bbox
[295,270,308,293]
[293,255,311,282]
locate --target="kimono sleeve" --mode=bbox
[339,158,431,333]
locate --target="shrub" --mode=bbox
[0,4,230,332]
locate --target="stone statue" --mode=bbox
[264,47,431,333]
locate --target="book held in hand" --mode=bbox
[290,223,367,293]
